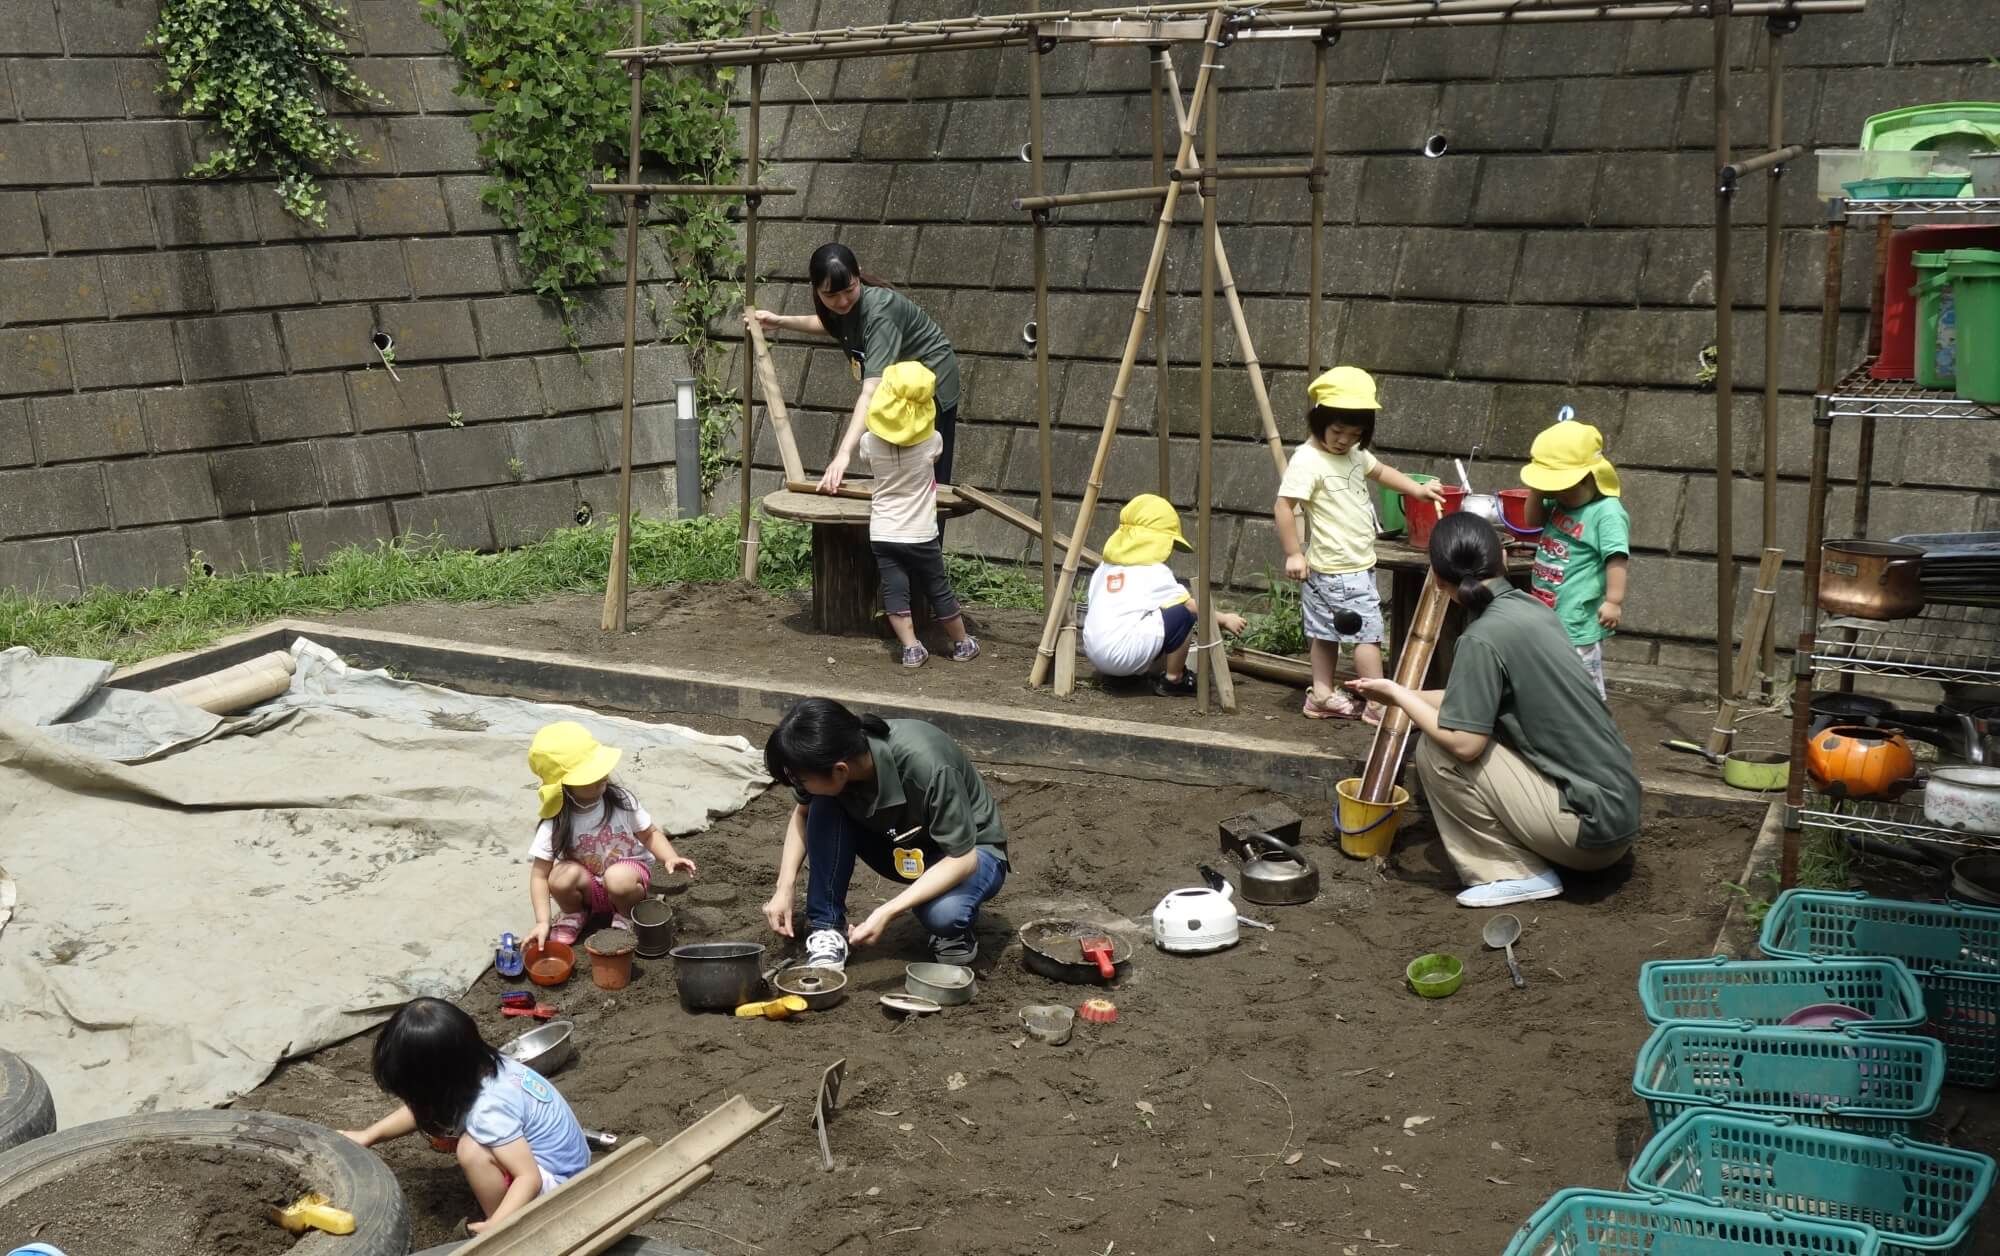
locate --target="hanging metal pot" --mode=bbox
[1819,540,1924,620]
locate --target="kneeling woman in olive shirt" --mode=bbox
[761,698,1008,971]
[1348,513,1642,910]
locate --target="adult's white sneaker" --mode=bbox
[1455,870,1563,908]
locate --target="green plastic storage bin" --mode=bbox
[1374,471,1435,537]
[1502,1190,1881,1256]
[1913,252,1956,390]
[1845,175,1974,201]
[1633,1022,1945,1136]
[1629,1111,1995,1256]
[1945,248,2000,404]
[1637,956,1928,1030]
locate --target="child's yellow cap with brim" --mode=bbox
[1102,494,1193,566]
[1307,365,1381,411]
[529,721,623,819]
[865,361,937,446]
[1520,421,1621,498]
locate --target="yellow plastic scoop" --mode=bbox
[269,1192,356,1236]
[734,994,809,1020]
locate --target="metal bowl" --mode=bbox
[501,1019,575,1075]
[773,965,848,1010]
[905,962,975,1006]
[669,941,767,1012]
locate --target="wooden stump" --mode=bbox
[811,523,879,635]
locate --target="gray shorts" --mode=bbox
[1303,570,1384,644]
[1575,642,1606,699]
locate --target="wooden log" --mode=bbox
[1705,546,1784,757]
[748,321,807,483]
[1226,645,1313,688]
[1358,577,1449,804]
[812,522,880,635]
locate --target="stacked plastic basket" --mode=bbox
[1501,892,1998,1255]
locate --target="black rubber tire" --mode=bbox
[0,1109,409,1256]
[0,1050,55,1152]
[418,1238,707,1256]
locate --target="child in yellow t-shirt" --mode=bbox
[1274,367,1444,723]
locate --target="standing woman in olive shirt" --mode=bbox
[746,242,963,492]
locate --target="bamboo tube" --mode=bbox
[747,322,805,483]
[157,651,297,715]
[1151,53,1171,499]
[737,10,763,588]
[740,514,761,582]
[1198,77,1217,713]
[1357,576,1449,803]
[602,0,646,634]
[1706,546,1784,758]
[1015,185,1169,211]
[1226,645,1312,688]
[1027,10,1227,690]
[1029,2,1055,606]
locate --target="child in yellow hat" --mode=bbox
[1520,419,1628,698]
[525,721,697,947]
[862,361,978,669]
[1082,494,1247,696]
[1276,366,1445,723]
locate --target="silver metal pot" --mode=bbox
[669,942,767,1012]
[1237,833,1320,906]
[1923,767,2000,836]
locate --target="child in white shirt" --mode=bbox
[1083,494,1245,696]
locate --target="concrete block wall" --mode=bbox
[715,0,2000,663]
[0,0,690,599]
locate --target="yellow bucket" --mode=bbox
[1335,777,1408,860]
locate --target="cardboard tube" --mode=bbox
[156,650,297,715]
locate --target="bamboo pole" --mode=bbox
[1308,33,1329,378]
[1029,2,1054,605]
[738,9,763,582]
[1016,185,1171,211]
[1358,576,1449,803]
[1706,545,1785,757]
[1198,67,1217,712]
[601,0,646,633]
[1169,163,1316,181]
[1760,20,1786,684]
[587,183,795,196]
[1710,0,1736,702]
[1028,10,1226,690]
[747,323,805,483]
[1152,53,1171,498]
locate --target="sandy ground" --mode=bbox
[0,1144,302,1256]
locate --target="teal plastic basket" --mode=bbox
[1503,1189,1881,1256]
[1639,957,1928,1030]
[1633,1023,1945,1136]
[1758,890,2000,1089]
[1629,1111,1996,1256]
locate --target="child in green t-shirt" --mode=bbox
[1520,421,1629,699]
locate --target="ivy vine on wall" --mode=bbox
[422,0,757,492]
[152,0,381,224]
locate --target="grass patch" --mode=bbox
[1237,567,1306,655]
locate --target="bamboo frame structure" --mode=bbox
[600,0,647,632]
[1196,64,1235,712]
[1151,56,1171,498]
[1029,2,1055,605]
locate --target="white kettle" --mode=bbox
[1152,866,1240,954]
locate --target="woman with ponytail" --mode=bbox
[1346,514,1641,908]
[761,698,1008,970]
[746,243,963,493]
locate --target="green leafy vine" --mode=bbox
[422,0,756,492]
[152,0,381,224]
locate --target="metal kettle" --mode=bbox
[1237,833,1320,906]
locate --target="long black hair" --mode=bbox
[372,997,502,1137]
[1428,512,1507,615]
[765,698,889,790]
[808,242,893,330]
[547,780,640,863]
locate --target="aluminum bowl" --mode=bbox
[905,962,975,1006]
[501,1019,575,1075]
[773,964,848,1010]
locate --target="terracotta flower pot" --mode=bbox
[584,933,636,990]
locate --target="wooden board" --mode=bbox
[747,321,808,484]
[761,488,876,525]
[782,479,972,513]
[954,483,1104,568]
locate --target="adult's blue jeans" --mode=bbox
[803,797,1006,948]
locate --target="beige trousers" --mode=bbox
[1415,737,1631,885]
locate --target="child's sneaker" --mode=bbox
[548,911,585,946]
[1455,870,1563,908]
[804,928,849,971]
[899,644,930,669]
[950,636,981,662]
[1152,670,1197,697]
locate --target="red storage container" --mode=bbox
[1873,225,2000,380]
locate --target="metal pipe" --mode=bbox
[602,0,646,634]
[738,9,762,577]
[1169,163,1317,181]
[1720,143,1806,184]
[1313,1,1864,30]
[588,182,796,196]
[1152,52,1171,498]
[1853,215,1892,537]
[1760,21,1786,685]
[1197,67,1217,713]
[1308,34,1329,378]
[1029,4,1055,605]
[1015,185,1169,211]
[1711,0,1736,702]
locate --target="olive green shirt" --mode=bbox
[793,719,1006,883]
[1436,583,1643,847]
[827,286,962,413]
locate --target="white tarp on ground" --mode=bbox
[0,638,768,1125]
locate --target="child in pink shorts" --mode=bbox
[525,721,697,947]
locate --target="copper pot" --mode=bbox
[1819,539,1924,621]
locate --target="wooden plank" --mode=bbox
[747,321,807,483]
[457,1095,781,1256]
[954,483,1104,568]
[781,479,968,512]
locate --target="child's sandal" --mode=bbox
[549,912,584,946]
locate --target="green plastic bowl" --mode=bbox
[1407,953,1464,998]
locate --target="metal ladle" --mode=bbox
[1482,913,1525,989]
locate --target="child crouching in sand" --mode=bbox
[1082,494,1245,696]
[343,998,590,1233]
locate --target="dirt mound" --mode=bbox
[0,1143,304,1256]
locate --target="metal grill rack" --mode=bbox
[1824,362,2000,421]
[1841,196,2000,218]
[1813,605,2000,685]
[1798,794,1998,854]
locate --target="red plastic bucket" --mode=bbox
[1405,485,1464,551]
[1498,488,1539,535]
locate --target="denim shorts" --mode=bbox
[1303,570,1384,644]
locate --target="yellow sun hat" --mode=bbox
[1306,365,1381,411]
[1102,494,1193,566]
[865,360,937,446]
[1520,420,1621,498]
[528,721,623,819]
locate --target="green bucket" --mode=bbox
[1946,247,2000,404]
[1377,472,1435,537]
[1913,251,1956,390]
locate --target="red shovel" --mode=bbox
[1078,935,1117,979]
[502,1003,558,1020]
